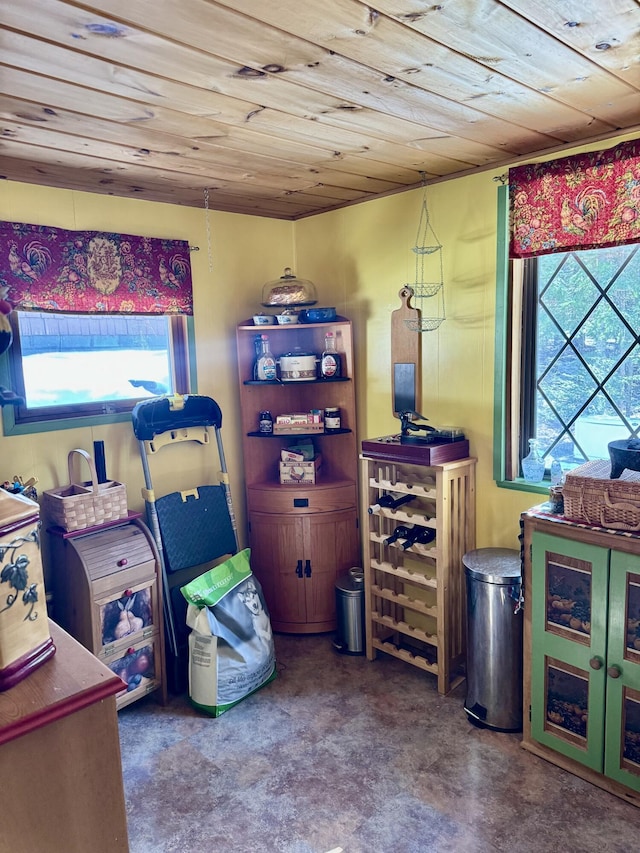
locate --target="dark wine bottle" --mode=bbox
[400,526,436,550]
[383,525,413,545]
[368,492,415,514]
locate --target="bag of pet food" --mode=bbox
[180,548,276,716]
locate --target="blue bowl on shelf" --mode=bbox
[298,307,337,323]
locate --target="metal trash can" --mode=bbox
[463,548,523,732]
[333,567,365,655]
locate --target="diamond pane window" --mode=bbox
[523,245,640,471]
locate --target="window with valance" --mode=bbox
[0,221,195,432]
[494,138,640,486]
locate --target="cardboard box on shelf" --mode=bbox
[279,455,322,485]
[281,448,306,462]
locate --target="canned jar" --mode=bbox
[259,410,273,434]
[324,407,341,430]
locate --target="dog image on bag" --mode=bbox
[238,578,273,652]
[181,549,276,716]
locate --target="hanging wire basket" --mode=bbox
[403,179,446,332]
[411,282,443,299]
[405,316,444,332]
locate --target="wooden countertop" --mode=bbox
[0,620,125,746]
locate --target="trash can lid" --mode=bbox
[462,548,521,583]
[336,567,364,594]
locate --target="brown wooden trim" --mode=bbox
[0,621,125,747]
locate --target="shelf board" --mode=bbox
[249,476,355,491]
[368,476,437,499]
[243,377,351,386]
[369,532,438,558]
[370,558,438,588]
[371,638,439,676]
[247,428,352,437]
[372,612,438,647]
[238,317,350,330]
[371,584,438,619]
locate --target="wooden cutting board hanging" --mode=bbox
[391,286,421,418]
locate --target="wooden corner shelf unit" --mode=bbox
[236,316,360,633]
[360,450,476,695]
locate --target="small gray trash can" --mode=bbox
[463,548,523,732]
[333,567,365,655]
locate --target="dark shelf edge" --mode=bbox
[243,377,351,386]
[247,429,352,438]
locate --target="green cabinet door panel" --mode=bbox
[531,532,609,772]
[604,548,640,793]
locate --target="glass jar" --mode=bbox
[258,410,273,434]
[521,438,545,483]
[324,407,341,431]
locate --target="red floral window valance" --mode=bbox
[0,221,193,315]
[509,138,640,259]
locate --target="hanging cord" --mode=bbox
[204,187,214,273]
[403,173,446,331]
[412,176,443,299]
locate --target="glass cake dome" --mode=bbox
[261,267,318,308]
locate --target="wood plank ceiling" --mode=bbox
[1,0,639,219]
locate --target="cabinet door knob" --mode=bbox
[295,560,303,578]
[118,558,128,567]
[304,559,311,577]
[607,664,621,679]
[589,656,603,670]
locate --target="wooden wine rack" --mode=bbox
[360,451,476,695]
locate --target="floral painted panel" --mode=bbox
[0,221,193,314]
[509,138,640,258]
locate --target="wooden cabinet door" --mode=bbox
[249,512,306,628]
[530,531,609,772]
[250,508,359,631]
[604,549,640,792]
[304,508,360,626]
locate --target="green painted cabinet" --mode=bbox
[522,512,640,805]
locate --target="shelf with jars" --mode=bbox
[235,316,360,633]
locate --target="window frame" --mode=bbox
[0,312,197,435]
[494,184,640,492]
[494,184,534,490]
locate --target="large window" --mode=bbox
[2,311,193,432]
[523,246,640,470]
[499,239,640,483]
[496,138,640,487]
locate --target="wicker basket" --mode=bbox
[42,448,128,532]
[563,459,640,531]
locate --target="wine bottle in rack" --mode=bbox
[368,492,415,514]
[383,525,413,546]
[400,526,436,550]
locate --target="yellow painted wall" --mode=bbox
[0,182,294,549]
[2,131,637,561]
[294,169,534,550]
[295,130,639,549]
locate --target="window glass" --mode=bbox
[2,311,192,431]
[528,245,640,471]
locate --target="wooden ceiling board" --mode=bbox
[2,8,515,178]
[216,0,627,132]
[34,0,566,150]
[501,0,640,85]
[0,0,638,217]
[371,0,640,113]
[0,143,319,218]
